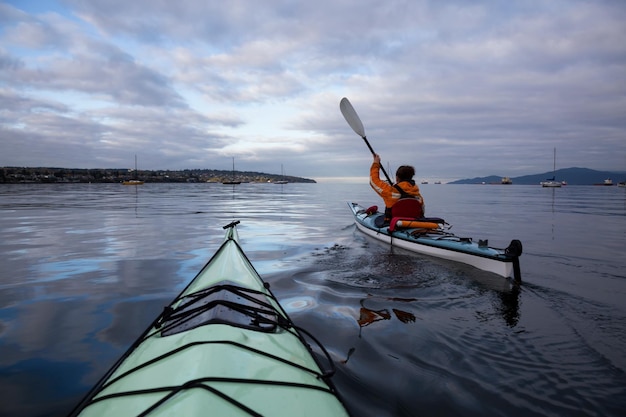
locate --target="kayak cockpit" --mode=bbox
[157,281,286,336]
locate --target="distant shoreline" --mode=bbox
[0,167,316,184]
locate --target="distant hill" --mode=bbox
[449,167,626,185]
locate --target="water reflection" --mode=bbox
[358,303,391,327]
[495,284,521,327]
[549,187,556,240]
[464,267,523,328]
[357,298,417,329]
[132,183,140,216]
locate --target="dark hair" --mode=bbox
[396,165,415,182]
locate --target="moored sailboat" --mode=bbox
[540,148,561,188]
[222,157,241,185]
[594,178,614,186]
[122,155,144,185]
[274,164,288,184]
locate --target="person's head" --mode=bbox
[396,165,415,182]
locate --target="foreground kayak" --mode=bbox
[349,202,522,281]
[69,221,351,417]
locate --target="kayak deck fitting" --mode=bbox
[69,221,351,417]
[349,202,522,281]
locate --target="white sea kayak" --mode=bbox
[349,202,523,281]
[69,221,351,417]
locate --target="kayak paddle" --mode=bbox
[340,97,393,184]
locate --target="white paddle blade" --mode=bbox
[340,97,366,137]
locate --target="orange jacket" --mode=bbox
[369,162,425,213]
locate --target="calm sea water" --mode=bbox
[0,182,625,417]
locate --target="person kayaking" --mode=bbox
[370,153,425,224]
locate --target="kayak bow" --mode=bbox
[349,203,522,281]
[69,221,351,417]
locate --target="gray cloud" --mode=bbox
[1,0,624,179]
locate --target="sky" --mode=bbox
[1,0,625,182]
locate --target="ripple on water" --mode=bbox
[279,296,318,314]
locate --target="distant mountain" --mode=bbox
[449,167,626,185]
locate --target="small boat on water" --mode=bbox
[348,202,522,281]
[541,179,561,188]
[122,155,144,185]
[540,148,561,188]
[222,157,241,185]
[68,221,351,417]
[618,181,625,188]
[274,164,288,184]
[501,177,512,185]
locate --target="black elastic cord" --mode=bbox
[85,377,337,416]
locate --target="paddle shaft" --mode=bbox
[362,135,393,184]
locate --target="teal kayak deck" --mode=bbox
[69,222,351,417]
[349,202,522,280]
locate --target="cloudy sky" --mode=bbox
[1,0,625,181]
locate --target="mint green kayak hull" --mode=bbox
[70,222,350,417]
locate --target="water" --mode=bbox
[0,182,625,417]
